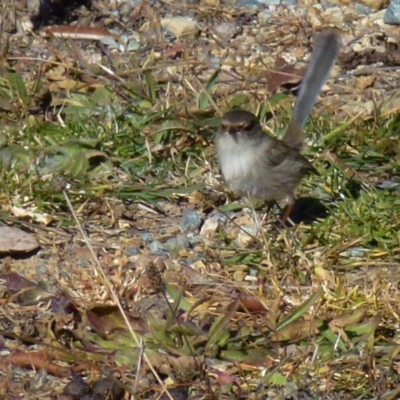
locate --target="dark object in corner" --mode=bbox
[29,0,92,29]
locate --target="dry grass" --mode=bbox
[1,2,400,399]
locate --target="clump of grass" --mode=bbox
[2,39,400,399]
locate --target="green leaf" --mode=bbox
[90,87,113,105]
[266,372,287,386]
[7,73,30,105]
[165,284,192,312]
[277,288,323,332]
[346,314,381,336]
[145,70,156,102]
[319,326,348,352]
[68,150,90,177]
[206,300,238,351]
[0,96,12,111]
[198,68,220,109]
[225,92,251,109]
[47,147,89,177]
[221,347,273,362]
[166,286,184,327]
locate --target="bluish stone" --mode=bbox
[385,0,400,24]
[125,246,140,256]
[354,3,371,15]
[209,211,229,224]
[149,240,166,254]
[181,210,202,231]
[140,233,153,242]
[165,235,190,252]
[231,0,262,8]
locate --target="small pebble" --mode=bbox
[229,0,262,8]
[258,0,296,5]
[181,210,202,231]
[76,259,88,268]
[355,3,371,15]
[35,262,47,275]
[148,240,166,254]
[236,225,258,247]
[188,235,202,245]
[140,233,153,242]
[165,234,190,253]
[125,246,140,256]
[213,22,241,41]
[200,218,219,237]
[209,210,229,224]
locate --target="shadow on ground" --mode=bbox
[288,196,329,225]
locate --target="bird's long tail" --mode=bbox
[283,30,341,150]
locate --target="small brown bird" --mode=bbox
[215,30,341,224]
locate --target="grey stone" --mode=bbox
[181,210,202,231]
[140,232,153,242]
[258,0,296,5]
[384,0,400,24]
[149,240,166,254]
[165,234,190,252]
[354,2,371,15]
[125,246,140,256]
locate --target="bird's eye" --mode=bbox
[243,121,255,132]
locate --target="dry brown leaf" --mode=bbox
[266,56,303,94]
[270,319,318,342]
[355,74,377,90]
[0,226,39,254]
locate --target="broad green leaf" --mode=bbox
[206,300,238,351]
[68,150,89,177]
[266,372,287,386]
[114,349,141,368]
[166,284,192,312]
[277,288,323,332]
[7,73,30,105]
[319,326,348,352]
[166,286,184,327]
[46,147,89,177]
[346,314,381,336]
[89,161,114,179]
[0,96,12,111]
[225,92,251,109]
[0,145,32,169]
[90,87,113,105]
[148,314,176,348]
[63,138,100,148]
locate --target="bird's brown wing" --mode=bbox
[265,137,317,175]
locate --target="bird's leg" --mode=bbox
[279,204,293,227]
[279,195,296,227]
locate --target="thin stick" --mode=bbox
[62,189,173,400]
